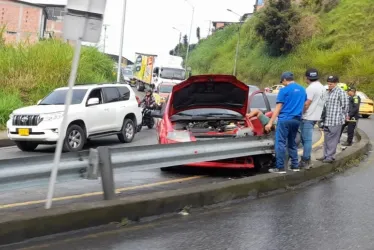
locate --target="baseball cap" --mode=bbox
[280,72,294,83]
[305,68,319,80]
[348,87,357,92]
[327,75,339,83]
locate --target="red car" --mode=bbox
[152,75,273,169]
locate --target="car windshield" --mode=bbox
[159,85,174,93]
[123,69,133,76]
[39,89,87,105]
[160,68,185,80]
[173,108,243,118]
[357,92,368,99]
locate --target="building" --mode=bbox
[254,0,265,11]
[0,0,65,44]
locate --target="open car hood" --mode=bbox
[168,75,249,117]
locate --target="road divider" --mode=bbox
[0,129,367,246]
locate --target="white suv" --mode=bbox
[7,84,142,152]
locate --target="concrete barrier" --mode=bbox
[0,129,369,246]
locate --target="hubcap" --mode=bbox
[125,123,134,139]
[68,130,82,149]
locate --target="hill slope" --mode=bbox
[188,0,374,97]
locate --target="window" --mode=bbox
[248,93,271,113]
[117,86,130,101]
[87,88,103,105]
[103,87,120,103]
[40,89,87,105]
[159,84,174,93]
[46,7,66,21]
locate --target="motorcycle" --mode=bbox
[137,103,156,132]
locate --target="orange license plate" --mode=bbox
[18,128,30,136]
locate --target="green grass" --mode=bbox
[188,0,374,98]
[0,39,115,127]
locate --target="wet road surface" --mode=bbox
[6,117,373,250]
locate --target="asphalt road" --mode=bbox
[7,117,373,250]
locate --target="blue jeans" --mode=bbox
[275,119,301,169]
[300,120,316,161]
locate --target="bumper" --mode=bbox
[7,120,61,142]
[185,157,255,169]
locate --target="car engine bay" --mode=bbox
[173,120,247,134]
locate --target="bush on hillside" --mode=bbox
[0,38,115,128]
[255,0,300,56]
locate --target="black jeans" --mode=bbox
[340,121,357,144]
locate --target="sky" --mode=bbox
[26,0,256,61]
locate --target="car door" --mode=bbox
[248,91,271,136]
[85,88,112,134]
[116,86,134,130]
[102,87,121,131]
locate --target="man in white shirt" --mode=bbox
[299,69,327,169]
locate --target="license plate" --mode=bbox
[18,128,30,136]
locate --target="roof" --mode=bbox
[15,0,66,7]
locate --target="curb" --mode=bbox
[0,129,369,246]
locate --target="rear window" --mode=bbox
[103,87,120,103]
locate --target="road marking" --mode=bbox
[0,176,204,209]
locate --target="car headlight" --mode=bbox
[40,112,64,121]
[166,131,191,142]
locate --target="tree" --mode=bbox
[255,0,300,56]
[196,27,201,41]
[183,35,188,46]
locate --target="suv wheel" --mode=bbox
[15,141,39,152]
[63,124,86,152]
[118,118,135,143]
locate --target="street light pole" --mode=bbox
[227,9,243,77]
[117,0,127,83]
[103,24,109,53]
[184,0,194,72]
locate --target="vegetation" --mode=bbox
[187,0,374,98]
[0,38,115,128]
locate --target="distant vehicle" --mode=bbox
[357,91,373,118]
[270,85,284,94]
[133,53,186,92]
[153,82,176,105]
[122,68,135,86]
[7,84,142,152]
[151,75,274,170]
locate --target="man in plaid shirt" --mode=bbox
[318,75,349,163]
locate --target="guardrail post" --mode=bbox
[86,148,99,179]
[98,147,116,200]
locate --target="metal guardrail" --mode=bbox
[0,134,275,199]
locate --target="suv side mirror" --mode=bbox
[87,98,100,106]
[151,110,163,118]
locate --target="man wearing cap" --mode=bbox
[340,87,360,146]
[265,72,307,173]
[299,69,327,169]
[318,75,349,163]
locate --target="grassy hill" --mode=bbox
[188,0,374,97]
[0,39,115,127]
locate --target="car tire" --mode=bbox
[147,118,155,129]
[15,141,39,152]
[118,118,136,143]
[63,124,86,152]
[362,115,370,118]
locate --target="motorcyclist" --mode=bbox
[141,89,156,109]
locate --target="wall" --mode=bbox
[0,0,43,44]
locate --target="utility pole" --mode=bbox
[227,9,243,77]
[184,0,194,72]
[103,24,109,53]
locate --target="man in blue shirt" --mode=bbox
[265,72,307,173]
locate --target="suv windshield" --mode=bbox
[159,84,174,93]
[122,69,133,76]
[160,68,185,80]
[39,89,87,105]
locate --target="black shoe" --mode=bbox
[268,168,286,174]
[342,142,352,146]
[290,166,300,172]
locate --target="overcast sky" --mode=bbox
[27,0,256,60]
